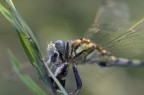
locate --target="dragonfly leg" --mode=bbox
[50,63,69,90]
[69,63,82,95]
[73,47,95,60]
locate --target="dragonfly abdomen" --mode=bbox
[112,58,144,67]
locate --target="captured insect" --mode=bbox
[3,0,144,95]
[45,0,144,95]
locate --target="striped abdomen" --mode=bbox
[111,58,144,67]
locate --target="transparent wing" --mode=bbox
[84,18,144,87]
[84,0,130,39]
[85,0,144,59]
[90,18,144,59]
[102,18,144,59]
[83,0,144,86]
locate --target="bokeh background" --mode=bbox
[1,0,144,95]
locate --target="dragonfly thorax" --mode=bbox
[71,38,96,51]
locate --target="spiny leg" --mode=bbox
[69,63,82,95]
[65,41,70,62]
[49,64,69,90]
[73,47,95,61]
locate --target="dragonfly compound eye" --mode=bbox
[53,40,65,54]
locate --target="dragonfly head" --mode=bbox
[53,40,65,55]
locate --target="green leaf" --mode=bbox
[8,51,47,95]
[17,32,38,67]
[0,0,68,95]
[4,0,42,53]
[0,3,15,27]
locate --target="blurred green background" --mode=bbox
[1,0,144,95]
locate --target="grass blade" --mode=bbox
[8,51,47,95]
[0,0,68,95]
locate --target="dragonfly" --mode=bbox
[45,0,144,95]
[4,0,144,95]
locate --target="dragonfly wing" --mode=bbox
[102,18,144,59]
[85,0,144,59]
[84,0,130,39]
[97,0,129,32]
[81,0,130,79]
